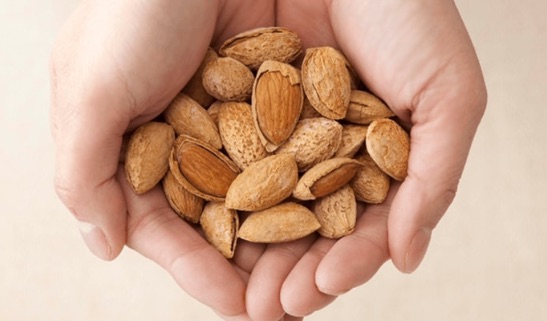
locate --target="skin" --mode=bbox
[50,0,486,320]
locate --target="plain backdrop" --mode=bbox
[1,0,546,320]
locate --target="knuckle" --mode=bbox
[54,177,83,220]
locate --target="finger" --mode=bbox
[117,168,248,319]
[315,188,395,296]
[280,237,337,317]
[245,236,315,321]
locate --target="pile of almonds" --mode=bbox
[124,27,410,259]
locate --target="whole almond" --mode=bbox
[366,119,410,181]
[219,27,302,70]
[169,135,240,201]
[164,93,222,149]
[200,202,238,259]
[252,60,303,151]
[202,57,254,102]
[225,154,298,211]
[182,47,218,107]
[238,202,320,243]
[125,122,175,194]
[334,124,368,158]
[301,47,351,120]
[293,157,362,200]
[207,100,223,126]
[344,90,395,125]
[351,153,390,204]
[275,117,342,172]
[162,171,204,223]
[218,102,269,169]
[313,185,356,238]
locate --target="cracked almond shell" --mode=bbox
[313,185,356,238]
[200,202,238,259]
[366,119,409,181]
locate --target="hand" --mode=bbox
[263,0,487,316]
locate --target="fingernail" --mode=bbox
[78,221,112,260]
[404,227,431,273]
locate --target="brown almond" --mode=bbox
[200,202,238,259]
[293,158,362,200]
[162,171,204,223]
[350,153,390,204]
[169,135,240,201]
[334,124,368,158]
[366,119,409,181]
[313,185,356,238]
[299,94,322,119]
[202,57,254,102]
[219,27,302,70]
[344,90,395,125]
[275,117,342,172]
[125,122,175,194]
[225,154,298,211]
[252,60,303,152]
[182,47,218,107]
[238,202,320,243]
[218,102,269,169]
[207,100,223,126]
[301,47,351,119]
[164,93,222,149]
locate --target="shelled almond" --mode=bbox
[123,27,410,258]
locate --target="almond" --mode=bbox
[125,122,175,194]
[334,124,368,158]
[301,47,351,119]
[202,57,254,102]
[169,135,240,201]
[219,27,302,70]
[293,157,362,200]
[207,100,223,126]
[366,119,410,181]
[200,202,238,259]
[344,90,395,125]
[252,60,303,152]
[275,117,342,172]
[162,171,204,223]
[225,154,298,211]
[313,185,356,238]
[182,47,218,107]
[351,153,390,204]
[164,93,222,149]
[238,202,320,243]
[218,102,269,169]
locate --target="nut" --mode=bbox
[238,202,320,243]
[344,90,395,125]
[182,47,218,107]
[202,57,254,102]
[162,171,204,223]
[301,47,351,120]
[366,118,410,181]
[219,27,302,70]
[169,135,240,201]
[350,153,390,204]
[252,60,303,152]
[334,124,368,158]
[313,185,356,238]
[200,202,238,259]
[125,122,175,194]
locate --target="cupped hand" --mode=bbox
[51,0,487,320]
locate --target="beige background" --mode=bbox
[1,0,546,320]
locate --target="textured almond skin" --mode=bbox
[202,57,254,102]
[344,90,395,125]
[238,202,320,243]
[275,117,342,172]
[125,122,175,194]
[225,154,298,211]
[219,27,302,70]
[200,202,238,259]
[293,158,362,200]
[252,60,303,152]
[299,94,322,119]
[366,119,410,181]
[162,171,204,223]
[207,100,223,126]
[182,47,218,107]
[218,102,269,169]
[301,47,351,119]
[164,93,222,149]
[313,185,356,238]
[169,135,240,201]
[334,124,368,158]
[351,153,390,204]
